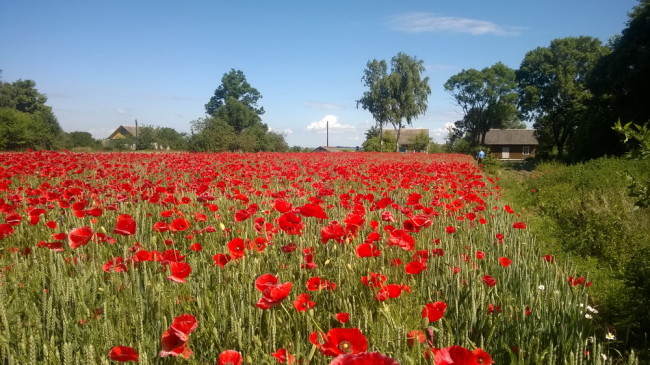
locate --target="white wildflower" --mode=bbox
[538,284,546,291]
[585,313,593,319]
[586,305,598,314]
[606,332,615,340]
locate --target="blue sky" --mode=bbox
[0,0,639,147]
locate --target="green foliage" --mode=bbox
[517,37,610,161]
[0,79,63,150]
[411,130,431,152]
[0,107,58,150]
[193,70,286,152]
[358,53,431,152]
[62,131,101,150]
[584,0,650,161]
[445,62,519,145]
[205,69,264,116]
[497,157,650,358]
[362,126,397,152]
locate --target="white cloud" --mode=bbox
[306,115,356,134]
[116,108,129,115]
[304,102,343,111]
[388,12,520,36]
[269,127,293,135]
[430,122,455,143]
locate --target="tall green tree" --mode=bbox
[445,62,519,145]
[581,0,650,160]
[517,36,610,160]
[358,53,430,152]
[205,69,264,116]
[0,79,63,149]
[387,53,431,152]
[357,60,391,150]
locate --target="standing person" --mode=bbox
[476,149,485,164]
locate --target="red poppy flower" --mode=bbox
[167,262,192,283]
[256,281,293,310]
[108,346,139,362]
[361,272,387,288]
[335,312,350,323]
[218,350,243,365]
[296,203,328,219]
[487,304,502,314]
[405,260,426,275]
[152,221,169,232]
[306,276,337,291]
[422,301,447,323]
[277,212,304,235]
[274,199,293,213]
[213,253,232,268]
[512,221,527,229]
[271,348,296,364]
[320,328,369,357]
[329,352,399,365]
[380,211,395,222]
[113,214,136,236]
[256,274,279,291]
[320,221,346,244]
[374,284,404,301]
[433,346,493,365]
[169,218,191,232]
[355,242,381,258]
[543,254,555,263]
[482,275,497,287]
[170,314,198,339]
[293,293,316,311]
[159,328,192,359]
[499,257,512,267]
[103,257,128,273]
[234,209,252,222]
[189,243,202,251]
[406,330,426,347]
[68,226,93,249]
[281,243,297,252]
[227,238,247,259]
[445,226,456,234]
[386,229,415,251]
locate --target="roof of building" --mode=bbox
[107,125,138,139]
[484,129,538,145]
[313,146,344,152]
[383,128,429,145]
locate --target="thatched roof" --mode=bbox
[313,146,344,152]
[484,129,538,145]
[383,128,429,145]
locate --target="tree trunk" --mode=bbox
[379,122,383,151]
[395,126,401,152]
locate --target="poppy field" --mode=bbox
[0,151,616,364]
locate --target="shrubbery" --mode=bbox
[498,157,650,358]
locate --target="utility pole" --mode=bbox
[135,119,138,150]
[326,120,329,147]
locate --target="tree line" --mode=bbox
[0,69,290,152]
[359,0,649,162]
[2,0,647,158]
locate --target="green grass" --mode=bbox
[495,157,650,360]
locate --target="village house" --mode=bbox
[483,129,538,160]
[383,128,430,152]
